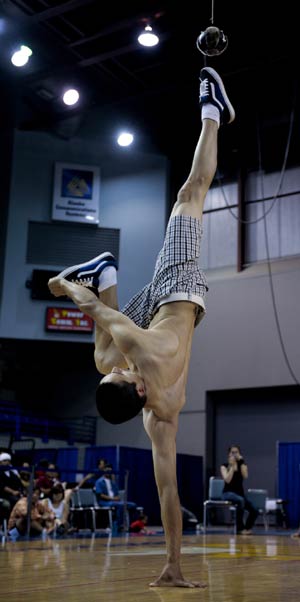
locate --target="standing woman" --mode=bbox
[220,445,258,534]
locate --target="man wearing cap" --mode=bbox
[0,452,23,511]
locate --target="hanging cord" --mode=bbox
[214,83,299,384]
[256,121,300,386]
[210,0,215,24]
[216,105,295,225]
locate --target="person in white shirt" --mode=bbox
[42,483,70,534]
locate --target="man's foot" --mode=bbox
[240,529,252,535]
[200,67,235,124]
[54,252,117,290]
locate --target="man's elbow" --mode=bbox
[94,350,111,375]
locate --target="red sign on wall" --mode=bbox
[45,307,94,333]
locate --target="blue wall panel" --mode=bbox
[278,441,300,528]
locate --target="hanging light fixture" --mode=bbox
[138,24,159,47]
[11,45,32,67]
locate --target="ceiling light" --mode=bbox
[117,132,134,147]
[138,25,159,47]
[11,45,32,67]
[63,89,79,106]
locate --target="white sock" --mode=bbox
[98,265,117,292]
[201,103,220,127]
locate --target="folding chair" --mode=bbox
[246,488,269,530]
[70,489,113,532]
[203,476,237,534]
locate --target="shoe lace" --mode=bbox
[200,78,210,96]
[71,277,93,286]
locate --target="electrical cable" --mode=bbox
[256,121,300,386]
[216,106,295,225]
[215,86,299,384]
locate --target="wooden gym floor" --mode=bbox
[1,532,300,601]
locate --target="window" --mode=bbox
[245,167,300,263]
[201,182,238,269]
[200,166,300,270]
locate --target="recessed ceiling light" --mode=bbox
[117,132,134,147]
[63,89,80,106]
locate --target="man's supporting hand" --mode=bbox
[149,563,207,588]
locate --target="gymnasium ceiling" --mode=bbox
[0,0,299,185]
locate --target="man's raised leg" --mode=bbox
[171,67,235,222]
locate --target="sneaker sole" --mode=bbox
[202,67,235,123]
[57,252,116,280]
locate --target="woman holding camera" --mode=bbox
[220,445,258,534]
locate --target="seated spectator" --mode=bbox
[0,497,11,531]
[0,452,23,511]
[95,465,136,531]
[45,463,61,486]
[220,445,259,534]
[130,513,149,534]
[19,463,32,494]
[8,485,56,539]
[35,476,54,499]
[35,458,50,480]
[45,464,72,500]
[42,484,71,535]
[76,457,107,490]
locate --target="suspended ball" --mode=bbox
[196,26,228,56]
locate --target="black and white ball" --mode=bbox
[196,26,228,56]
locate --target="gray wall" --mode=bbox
[0,130,168,341]
[1,125,300,496]
[214,391,300,497]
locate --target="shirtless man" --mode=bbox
[48,67,235,587]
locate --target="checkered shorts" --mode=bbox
[121,215,208,329]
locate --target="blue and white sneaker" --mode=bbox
[56,252,117,289]
[200,67,235,124]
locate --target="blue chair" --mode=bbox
[203,477,237,534]
[246,488,269,530]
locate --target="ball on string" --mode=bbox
[196,26,228,56]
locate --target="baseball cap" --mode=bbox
[0,452,12,462]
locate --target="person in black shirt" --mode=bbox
[0,452,23,511]
[220,445,258,534]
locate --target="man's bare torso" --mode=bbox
[128,301,198,423]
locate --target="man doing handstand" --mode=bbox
[48,67,235,588]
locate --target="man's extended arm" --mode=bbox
[144,413,186,584]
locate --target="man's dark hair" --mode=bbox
[96,381,147,424]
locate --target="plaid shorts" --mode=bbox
[121,215,208,329]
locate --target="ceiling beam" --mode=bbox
[69,8,165,48]
[30,0,96,22]
[78,32,170,67]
